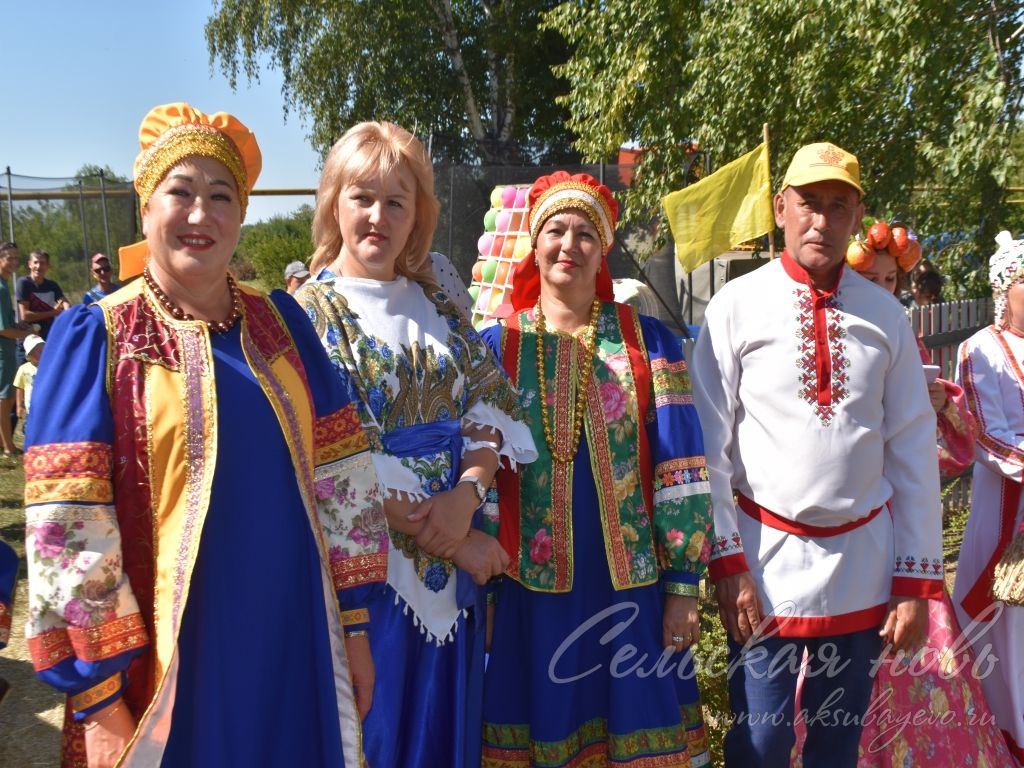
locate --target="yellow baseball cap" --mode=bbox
[781,142,863,197]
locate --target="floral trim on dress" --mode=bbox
[652,458,712,570]
[24,442,113,505]
[103,291,182,382]
[315,453,388,590]
[650,357,693,408]
[482,703,708,767]
[67,615,147,662]
[69,674,122,712]
[315,403,370,466]
[25,503,146,671]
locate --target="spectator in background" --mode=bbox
[0,242,29,457]
[911,268,944,306]
[283,260,310,293]
[900,259,942,307]
[82,253,121,303]
[14,334,44,430]
[16,249,70,338]
[914,258,938,279]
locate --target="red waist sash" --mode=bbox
[737,493,883,537]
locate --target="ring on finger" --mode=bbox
[671,634,685,643]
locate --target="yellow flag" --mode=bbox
[662,143,774,273]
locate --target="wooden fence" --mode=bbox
[913,297,994,379]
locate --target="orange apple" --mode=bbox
[866,221,890,250]
[887,226,910,256]
[846,239,874,271]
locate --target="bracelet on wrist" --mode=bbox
[663,581,700,598]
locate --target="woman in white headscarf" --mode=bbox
[953,231,1024,765]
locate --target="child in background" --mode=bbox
[13,334,44,430]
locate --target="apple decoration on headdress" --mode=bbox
[845,220,922,273]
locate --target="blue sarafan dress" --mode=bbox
[299,273,536,768]
[481,304,712,768]
[23,283,378,767]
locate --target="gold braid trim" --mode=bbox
[529,182,615,252]
[340,608,370,626]
[135,124,248,216]
[69,674,122,713]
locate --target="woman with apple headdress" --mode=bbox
[23,102,378,768]
[479,171,712,767]
[846,220,976,479]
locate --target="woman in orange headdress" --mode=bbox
[846,223,975,482]
[480,171,712,767]
[23,103,377,767]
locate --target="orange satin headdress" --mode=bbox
[510,171,619,311]
[118,102,262,280]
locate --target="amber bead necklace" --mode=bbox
[143,267,243,334]
[534,298,601,463]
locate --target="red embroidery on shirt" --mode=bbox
[795,287,849,426]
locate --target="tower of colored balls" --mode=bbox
[469,184,533,328]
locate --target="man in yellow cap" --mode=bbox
[692,142,941,767]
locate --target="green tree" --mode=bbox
[206,0,577,164]
[548,0,1024,294]
[235,205,315,290]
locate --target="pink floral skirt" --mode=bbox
[793,593,1014,767]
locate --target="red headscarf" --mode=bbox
[509,171,619,311]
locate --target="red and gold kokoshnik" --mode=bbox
[528,181,616,253]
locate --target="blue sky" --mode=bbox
[1,0,320,221]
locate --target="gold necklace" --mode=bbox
[535,298,601,463]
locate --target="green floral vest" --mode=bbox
[497,302,663,592]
